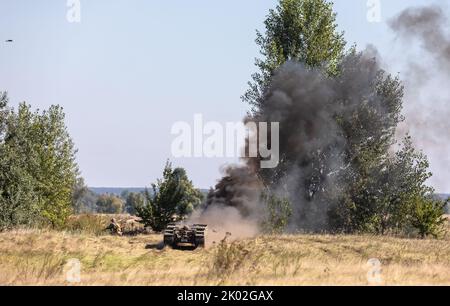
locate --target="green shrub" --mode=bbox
[410,197,447,239]
[136,161,203,232]
[261,193,292,234]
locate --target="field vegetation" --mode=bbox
[0,215,448,286]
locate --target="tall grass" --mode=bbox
[209,236,251,284]
[0,219,449,285]
[64,214,109,235]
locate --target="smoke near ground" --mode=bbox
[194,47,398,234]
[249,48,396,232]
[189,4,450,236]
[188,204,260,245]
[389,4,450,193]
[187,166,262,243]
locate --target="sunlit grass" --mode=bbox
[0,217,449,285]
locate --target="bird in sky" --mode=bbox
[5,40,13,43]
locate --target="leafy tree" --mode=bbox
[242,0,346,230]
[123,192,145,215]
[243,0,346,113]
[96,194,124,214]
[0,93,79,229]
[20,103,79,227]
[410,196,447,238]
[136,161,204,231]
[316,55,443,237]
[331,136,434,234]
[261,193,292,234]
[0,94,40,229]
[0,92,38,230]
[240,1,444,237]
[325,55,405,233]
[385,137,446,237]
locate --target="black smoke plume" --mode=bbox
[197,4,450,232]
[202,47,402,232]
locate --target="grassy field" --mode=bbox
[1,217,449,286]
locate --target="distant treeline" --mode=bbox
[73,185,209,215]
[90,188,147,196]
[76,186,449,216]
[89,187,209,197]
[438,195,450,213]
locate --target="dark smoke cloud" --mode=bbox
[201,47,394,232]
[206,165,262,218]
[253,49,390,231]
[389,5,450,71]
[188,166,262,243]
[195,4,450,234]
[389,5,450,192]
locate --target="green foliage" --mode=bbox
[0,149,40,228]
[261,193,292,234]
[243,0,346,113]
[0,93,79,229]
[243,1,444,238]
[0,96,41,229]
[72,178,98,214]
[136,161,203,232]
[330,135,446,238]
[123,192,145,215]
[325,53,446,238]
[96,194,124,214]
[410,197,447,239]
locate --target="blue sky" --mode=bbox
[0,0,447,191]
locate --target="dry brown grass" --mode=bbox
[65,214,144,235]
[0,221,449,286]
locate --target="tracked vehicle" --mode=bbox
[163,223,207,249]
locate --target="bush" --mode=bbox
[410,197,447,239]
[136,161,203,232]
[261,193,292,234]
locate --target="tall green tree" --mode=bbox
[240,1,444,237]
[326,53,405,233]
[136,161,204,231]
[30,104,79,226]
[243,0,346,113]
[0,93,79,229]
[0,94,40,229]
